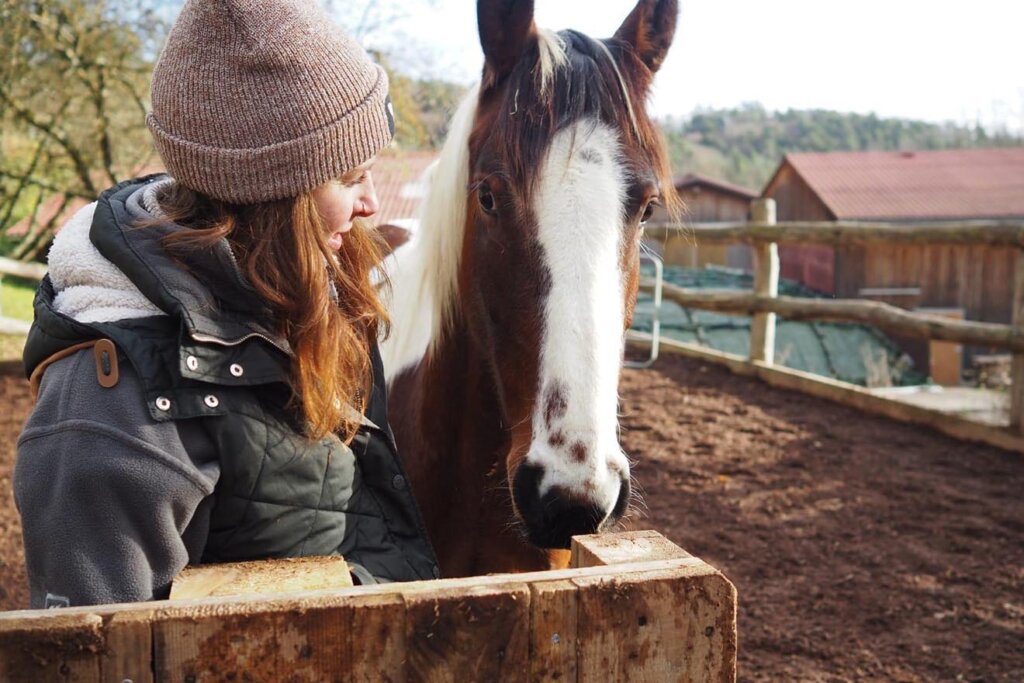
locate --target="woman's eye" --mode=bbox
[478,186,497,215]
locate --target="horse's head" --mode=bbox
[464,0,681,548]
[382,0,679,558]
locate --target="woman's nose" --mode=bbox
[356,174,379,217]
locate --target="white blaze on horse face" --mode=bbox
[529,121,630,517]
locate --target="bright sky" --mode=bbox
[372,0,1024,132]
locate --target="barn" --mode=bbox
[762,148,1024,325]
[652,173,757,270]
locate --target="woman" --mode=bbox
[14,0,438,609]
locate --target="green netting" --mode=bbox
[632,265,927,387]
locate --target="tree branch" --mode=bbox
[0,89,98,196]
[0,169,94,201]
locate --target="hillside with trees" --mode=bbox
[2,1,1020,259]
[659,103,1023,191]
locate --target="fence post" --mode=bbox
[1011,252,1024,433]
[749,198,779,364]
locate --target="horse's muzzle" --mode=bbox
[512,462,630,549]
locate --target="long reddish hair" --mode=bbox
[155,176,390,443]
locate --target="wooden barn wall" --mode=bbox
[849,243,1017,324]
[678,189,751,223]
[764,164,837,294]
[654,186,754,269]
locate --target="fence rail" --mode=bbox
[647,219,1024,247]
[657,286,1024,352]
[0,256,46,281]
[644,199,1024,435]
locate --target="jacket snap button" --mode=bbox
[392,474,407,491]
[186,355,199,371]
[204,395,220,408]
[229,363,244,377]
[155,397,171,411]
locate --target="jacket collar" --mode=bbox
[90,175,292,355]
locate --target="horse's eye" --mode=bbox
[478,186,497,216]
[640,201,656,224]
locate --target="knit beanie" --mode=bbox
[146,0,394,205]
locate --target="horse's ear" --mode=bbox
[477,0,537,86]
[613,0,678,74]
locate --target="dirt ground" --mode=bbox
[1,355,1022,681]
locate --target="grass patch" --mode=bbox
[1,276,37,322]
[0,276,36,361]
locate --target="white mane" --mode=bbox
[380,30,568,383]
[380,83,478,382]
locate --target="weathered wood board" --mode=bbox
[0,531,737,682]
[170,555,354,600]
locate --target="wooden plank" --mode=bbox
[529,580,578,683]
[575,566,737,683]
[349,593,405,683]
[919,308,965,386]
[571,529,691,568]
[0,611,103,682]
[0,316,32,336]
[277,598,353,683]
[0,556,708,628]
[749,199,779,364]
[1011,252,1024,433]
[404,582,531,683]
[170,556,353,600]
[0,256,46,280]
[153,602,287,682]
[630,334,1024,454]
[647,219,1024,247]
[657,286,1024,352]
[101,610,154,683]
[153,596,360,683]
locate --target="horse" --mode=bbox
[381,0,681,577]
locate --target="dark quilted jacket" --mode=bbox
[15,177,438,608]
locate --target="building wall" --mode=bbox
[677,188,751,223]
[856,243,1017,324]
[763,164,837,294]
[650,184,754,269]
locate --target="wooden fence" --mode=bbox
[0,531,737,682]
[642,199,1024,448]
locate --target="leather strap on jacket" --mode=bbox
[29,338,120,403]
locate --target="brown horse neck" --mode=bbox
[389,323,558,576]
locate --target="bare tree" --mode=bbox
[0,0,168,260]
[0,0,456,261]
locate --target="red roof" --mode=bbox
[778,148,1024,220]
[371,150,438,228]
[5,154,441,238]
[6,163,165,238]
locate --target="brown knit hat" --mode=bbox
[146,0,394,204]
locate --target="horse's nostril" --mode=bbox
[611,473,631,520]
[512,462,623,549]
